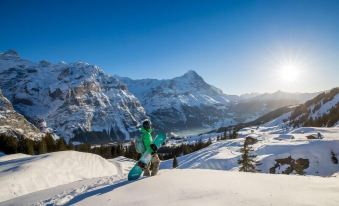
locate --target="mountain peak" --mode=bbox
[1,49,19,58]
[182,70,200,78]
[178,70,206,84]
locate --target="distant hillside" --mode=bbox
[230,91,318,122]
[215,87,338,132]
[288,87,339,127]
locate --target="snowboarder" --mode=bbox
[139,120,160,176]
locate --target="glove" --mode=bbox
[150,143,158,155]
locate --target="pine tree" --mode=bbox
[56,138,67,151]
[231,130,238,139]
[238,138,257,172]
[78,143,91,152]
[111,145,118,157]
[68,141,74,150]
[173,156,178,168]
[331,151,338,164]
[26,140,34,155]
[44,133,56,152]
[38,138,47,154]
[0,135,17,154]
[17,137,34,155]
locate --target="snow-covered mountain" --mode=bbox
[0,50,321,142]
[0,88,42,140]
[119,71,318,132]
[0,50,147,142]
[118,70,237,132]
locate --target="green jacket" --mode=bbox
[140,127,153,153]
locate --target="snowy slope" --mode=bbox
[0,50,147,142]
[0,153,31,162]
[1,126,339,205]
[0,151,127,202]
[264,87,339,128]
[118,70,237,131]
[67,169,339,206]
[162,126,339,176]
[230,90,318,122]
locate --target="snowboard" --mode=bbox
[128,132,166,181]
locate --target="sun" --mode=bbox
[279,63,300,82]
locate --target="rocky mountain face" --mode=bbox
[0,88,42,140]
[118,71,237,132]
[0,50,147,143]
[118,72,318,133]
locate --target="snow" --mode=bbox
[263,111,291,127]
[311,93,339,118]
[0,151,126,202]
[0,155,135,206]
[0,52,147,141]
[65,169,339,206]
[1,126,339,205]
[117,71,237,131]
[162,126,339,176]
[0,153,31,162]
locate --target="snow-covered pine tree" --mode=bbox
[173,155,178,168]
[238,137,257,172]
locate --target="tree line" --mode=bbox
[0,129,239,163]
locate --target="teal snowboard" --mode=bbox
[128,132,166,181]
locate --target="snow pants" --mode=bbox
[143,154,160,176]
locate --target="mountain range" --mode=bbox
[0,50,146,143]
[0,50,322,143]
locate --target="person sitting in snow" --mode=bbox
[138,120,160,176]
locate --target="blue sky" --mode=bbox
[1,0,338,94]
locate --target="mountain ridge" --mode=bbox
[0,50,147,142]
[0,50,321,142]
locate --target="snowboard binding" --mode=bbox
[137,161,147,169]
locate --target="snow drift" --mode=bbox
[0,151,122,202]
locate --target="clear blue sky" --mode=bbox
[1,0,338,94]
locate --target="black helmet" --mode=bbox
[142,120,152,131]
